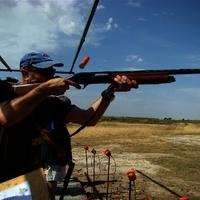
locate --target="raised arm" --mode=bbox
[64,75,138,126]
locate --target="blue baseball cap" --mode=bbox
[19,52,64,70]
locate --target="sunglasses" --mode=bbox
[26,67,55,76]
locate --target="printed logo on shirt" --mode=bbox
[31,136,42,146]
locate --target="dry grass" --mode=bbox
[69,121,200,135]
[69,121,200,199]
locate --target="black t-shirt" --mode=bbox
[0,81,74,183]
[40,121,73,166]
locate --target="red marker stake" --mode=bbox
[104,149,112,200]
[84,145,89,175]
[126,169,136,200]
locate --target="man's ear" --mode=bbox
[21,69,29,81]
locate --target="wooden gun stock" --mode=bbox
[111,72,175,84]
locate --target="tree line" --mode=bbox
[100,116,200,124]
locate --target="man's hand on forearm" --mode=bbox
[105,75,138,96]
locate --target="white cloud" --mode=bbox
[91,42,101,47]
[114,23,118,28]
[0,0,113,69]
[136,18,147,21]
[125,55,144,62]
[186,54,200,67]
[137,58,143,62]
[105,18,113,31]
[187,54,200,61]
[126,1,142,8]
[97,5,105,10]
[123,67,144,71]
[176,87,200,99]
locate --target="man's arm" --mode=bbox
[0,78,80,127]
[65,76,138,126]
[0,87,49,127]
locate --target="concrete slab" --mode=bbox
[55,177,87,200]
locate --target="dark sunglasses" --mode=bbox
[26,67,55,76]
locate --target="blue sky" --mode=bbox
[0,0,200,120]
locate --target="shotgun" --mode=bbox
[11,68,200,95]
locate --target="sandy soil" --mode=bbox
[71,136,200,200]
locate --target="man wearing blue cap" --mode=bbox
[0,52,138,186]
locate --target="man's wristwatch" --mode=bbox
[101,90,115,102]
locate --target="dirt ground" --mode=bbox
[70,135,200,200]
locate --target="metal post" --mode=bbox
[103,149,112,200]
[91,148,96,184]
[59,162,75,200]
[69,0,99,73]
[84,145,89,175]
